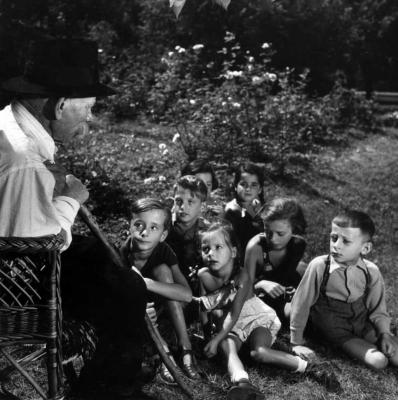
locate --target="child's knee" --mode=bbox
[365,350,388,370]
[250,346,271,363]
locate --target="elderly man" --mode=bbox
[0,39,148,399]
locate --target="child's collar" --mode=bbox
[329,254,366,272]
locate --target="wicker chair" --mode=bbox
[0,234,65,400]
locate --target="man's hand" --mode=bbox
[62,174,89,204]
[204,337,220,358]
[258,281,285,299]
[291,344,316,360]
[379,333,397,358]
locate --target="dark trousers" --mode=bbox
[61,235,147,385]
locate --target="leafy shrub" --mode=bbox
[149,32,379,176]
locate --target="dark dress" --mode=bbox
[255,234,306,321]
[223,199,263,256]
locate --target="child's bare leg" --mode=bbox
[166,299,191,350]
[385,336,398,367]
[219,336,248,383]
[249,327,302,371]
[284,302,292,320]
[363,329,398,367]
[341,337,388,370]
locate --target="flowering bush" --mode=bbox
[149,32,379,176]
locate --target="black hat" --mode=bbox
[1,39,116,97]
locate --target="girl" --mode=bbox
[245,198,307,323]
[224,163,264,256]
[181,159,224,219]
[196,222,314,400]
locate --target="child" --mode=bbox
[196,222,329,400]
[245,198,307,322]
[120,198,199,383]
[290,210,398,370]
[166,175,210,290]
[224,163,264,256]
[181,159,224,218]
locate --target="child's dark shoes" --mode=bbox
[305,360,341,393]
[181,349,200,380]
[157,362,177,385]
[227,379,264,400]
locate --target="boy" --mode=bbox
[166,175,210,290]
[120,198,199,382]
[290,210,398,370]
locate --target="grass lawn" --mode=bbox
[1,121,398,400]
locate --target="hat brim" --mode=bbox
[1,76,117,97]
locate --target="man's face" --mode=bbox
[173,186,202,226]
[130,209,168,252]
[51,97,96,144]
[329,223,369,265]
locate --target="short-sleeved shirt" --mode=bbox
[255,234,306,288]
[223,199,263,255]
[120,237,178,278]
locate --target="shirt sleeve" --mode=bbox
[0,161,78,249]
[365,262,391,335]
[52,195,80,249]
[290,256,325,345]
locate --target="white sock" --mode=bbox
[231,370,249,384]
[293,356,308,373]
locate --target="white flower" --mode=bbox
[232,102,241,108]
[91,171,98,178]
[225,70,243,79]
[175,45,186,53]
[265,72,277,82]
[261,43,270,49]
[221,101,227,106]
[192,44,204,51]
[158,175,167,182]
[189,99,196,105]
[248,56,254,62]
[252,76,264,85]
[98,48,103,53]
[172,133,180,143]
[159,143,167,150]
[168,51,174,57]
[144,177,156,185]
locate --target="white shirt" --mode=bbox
[0,101,79,248]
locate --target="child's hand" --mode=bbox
[260,281,285,299]
[204,337,219,358]
[379,333,397,358]
[146,302,158,327]
[192,296,201,304]
[291,344,316,360]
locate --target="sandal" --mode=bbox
[227,379,264,400]
[157,353,177,385]
[180,349,200,380]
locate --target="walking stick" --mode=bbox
[78,205,194,399]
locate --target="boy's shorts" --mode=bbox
[226,296,281,344]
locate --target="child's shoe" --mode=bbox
[305,361,341,393]
[157,352,177,385]
[227,379,264,400]
[180,349,200,380]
